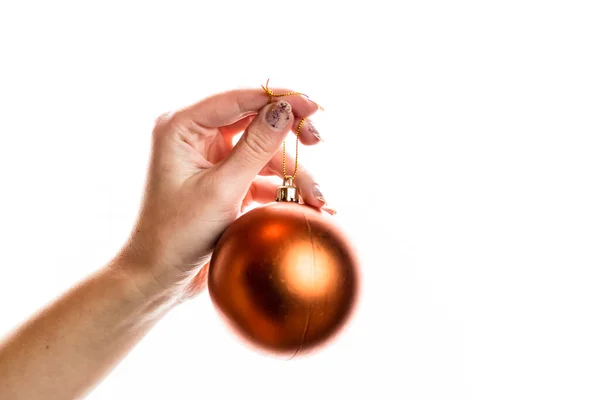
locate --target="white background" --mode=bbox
[1,1,599,399]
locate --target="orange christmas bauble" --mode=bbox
[208,201,359,356]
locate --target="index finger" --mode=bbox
[179,86,321,128]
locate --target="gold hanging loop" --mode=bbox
[261,80,322,202]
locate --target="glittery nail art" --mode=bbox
[265,101,292,130]
[313,183,326,203]
[306,120,322,141]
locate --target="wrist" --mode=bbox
[113,230,213,304]
[107,254,186,312]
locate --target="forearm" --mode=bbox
[0,260,177,400]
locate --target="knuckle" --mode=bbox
[234,92,245,116]
[152,111,174,139]
[152,110,189,142]
[155,111,173,126]
[242,128,276,159]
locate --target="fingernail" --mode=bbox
[302,95,325,111]
[323,206,337,215]
[306,120,323,141]
[265,100,292,130]
[313,183,326,203]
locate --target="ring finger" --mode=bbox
[262,150,333,213]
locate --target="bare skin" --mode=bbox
[0,86,332,400]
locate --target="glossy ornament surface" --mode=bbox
[208,202,359,356]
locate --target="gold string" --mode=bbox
[283,118,305,180]
[261,79,318,181]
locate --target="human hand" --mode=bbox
[116,86,329,301]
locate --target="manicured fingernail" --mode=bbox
[302,95,325,111]
[323,206,337,215]
[265,100,292,130]
[306,120,323,141]
[313,183,326,203]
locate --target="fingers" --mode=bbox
[180,86,320,129]
[247,177,335,215]
[221,115,323,153]
[238,177,279,213]
[219,114,255,139]
[214,100,294,197]
[248,177,280,204]
[218,115,323,157]
[265,151,335,214]
[294,117,323,145]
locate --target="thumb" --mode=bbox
[216,100,293,190]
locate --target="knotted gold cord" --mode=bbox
[261,79,321,180]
